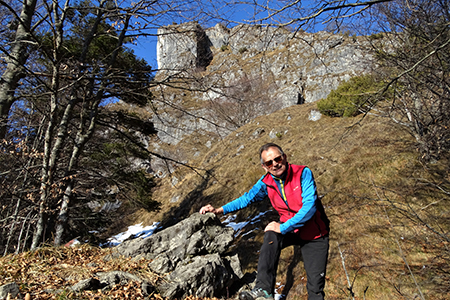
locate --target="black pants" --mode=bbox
[254,231,329,300]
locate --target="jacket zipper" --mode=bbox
[266,181,292,216]
[266,168,326,237]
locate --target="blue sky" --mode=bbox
[131,34,159,68]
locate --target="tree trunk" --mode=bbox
[30,0,70,250]
[31,208,46,250]
[0,0,38,138]
[23,214,35,252]
[15,210,32,254]
[3,197,21,256]
[54,180,73,246]
[53,9,128,246]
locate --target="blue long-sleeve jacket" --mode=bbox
[222,165,319,235]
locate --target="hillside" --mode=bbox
[2,102,447,299]
[139,102,449,300]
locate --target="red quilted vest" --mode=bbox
[262,164,329,240]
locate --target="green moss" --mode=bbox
[369,33,384,40]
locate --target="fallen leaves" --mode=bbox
[0,245,159,299]
[1,244,225,299]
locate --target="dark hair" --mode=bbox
[259,143,285,164]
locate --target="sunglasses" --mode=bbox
[263,155,283,167]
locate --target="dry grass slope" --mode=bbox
[144,102,449,300]
[1,103,448,300]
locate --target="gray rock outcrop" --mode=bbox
[0,283,20,300]
[113,212,235,272]
[157,23,373,105]
[157,22,212,72]
[70,271,155,297]
[83,212,242,299]
[158,253,243,299]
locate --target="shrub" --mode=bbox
[317,74,385,117]
[369,33,384,40]
[238,47,248,54]
[220,45,228,51]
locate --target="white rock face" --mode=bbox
[205,23,230,49]
[152,23,374,147]
[157,22,212,72]
[157,23,372,102]
[157,24,196,71]
[227,24,289,53]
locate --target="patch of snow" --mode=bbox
[308,109,322,121]
[241,229,258,237]
[222,215,250,234]
[102,222,160,247]
[222,210,272,237]
[275,283,285,300]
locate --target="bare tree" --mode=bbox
[201,0,393,30]
[206,74,281,130]
[220,0,449,159]
[369,0,450,160]
[0,0,199,253]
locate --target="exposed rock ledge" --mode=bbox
[0,213,244,299]
[109,212,243,298]
[150,22,375,147]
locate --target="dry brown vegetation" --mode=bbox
[144,102,449,299]
[0,245,162,299]
[1,102,449,299]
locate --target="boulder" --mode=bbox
[70,271,152,294]
[113,212,235,273]
[158,253,243,299]
[71,278,102,292]
[0,282,20,300]
[102,212,242,299]
[96,271,143,287]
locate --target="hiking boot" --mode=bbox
[239,288,274,300]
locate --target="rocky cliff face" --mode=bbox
[147,22,375,176]
[157,22,213,72]
[157,23,373,100]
